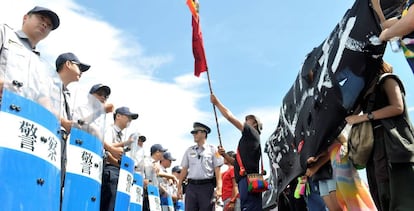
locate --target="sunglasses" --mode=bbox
[70,61,81,70]
[95,90,109,99]
[191,130,205,134]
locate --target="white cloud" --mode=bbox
[1,0,282,171]
[0,0,200,165]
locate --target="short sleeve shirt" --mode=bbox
[234,123,261,183]
[143,156,160,186]
[103,124,123,144]
[181,143,224,180]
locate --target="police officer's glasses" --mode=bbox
[95,90,109,99]
[191,130,204,134]
[71,61,82,70]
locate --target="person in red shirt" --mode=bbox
[219,147,240,211]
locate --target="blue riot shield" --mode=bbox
[175,199,185,211]
[160,195,174,211]
[62,93,106,211]
[114,155,135,211]
[147,184,162,211]
[130,172,144,211]
[61,128,104,210]
[0,48,62,211]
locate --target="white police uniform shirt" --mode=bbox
[158,165,171,196]
[181,143,224,180]
[103,124,123,144]
[129,146,145,174]
[103,124,124,164]
[0,24,61,110]
[143,156,159,186]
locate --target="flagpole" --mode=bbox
[188,0,222,147]
[205,69,223,147]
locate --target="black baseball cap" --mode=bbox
[27,6,60,30]
[163,152,176,161]
[56,52,90,72]
[89,84,111,96]
[150,144,167,154]
[115,107,138,120]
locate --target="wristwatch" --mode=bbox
[367,112,374,121]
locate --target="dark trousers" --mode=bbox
[60,130,68,210]
[142,187,150,211]
[238,177,262,211]
[389,163,414,211]
[100,165,120,211]
[367,128,390,211]
[305,178,326,211]
[185,182,214,211]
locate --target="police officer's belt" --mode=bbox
[188,178,214,185]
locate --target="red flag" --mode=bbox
[186,0,208,77]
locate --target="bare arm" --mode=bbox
[380,5,414,41]
[346,78,404,125]
[214,166,222,198]
[210,94,243,131]
[158,171,178,183]
[103,141,123,160]
[371,0,386,24]
[305,151,330,177]
[177,167,188,199]
[231,177,239,199]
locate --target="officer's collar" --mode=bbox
[194,143,207,150]
[113,125,122,134]
[15,30,39,54]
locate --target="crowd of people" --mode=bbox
[1,1,414,211]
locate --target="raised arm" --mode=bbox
[380,4,414,41]
[210,94,243,131]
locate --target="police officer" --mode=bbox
[0,6,60,103]
[100,106,139,211]
[177,122,223,211]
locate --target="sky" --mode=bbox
[1,0,414,176]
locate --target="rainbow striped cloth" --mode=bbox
[329,142,377,211]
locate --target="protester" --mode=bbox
[218,147,240,211]
[305,143,342,211]
[378,0,414,73]
[346,60,414,211]
[210,94,263,210]
[303,177,327,211]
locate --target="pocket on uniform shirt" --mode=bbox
[201,154,214,171]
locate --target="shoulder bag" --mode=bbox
[236,146,269,193]
[348,77,376,169]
